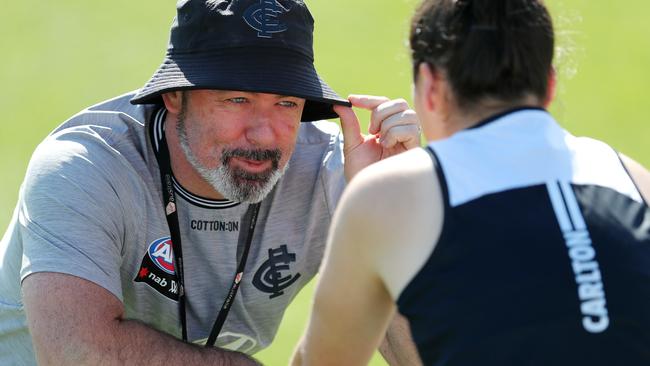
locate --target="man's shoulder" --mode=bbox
[42,91,158,160]
[86,90,143,113]
[53,91,156,136]
[288,120,344,171]
[296,120,342,145]
[29,91,159,189]
[288,120,344,174]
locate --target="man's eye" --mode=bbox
[228,97,248,104]
[278,101,298,108]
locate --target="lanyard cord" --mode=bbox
[154,120,260,347]
[206,202,260,346]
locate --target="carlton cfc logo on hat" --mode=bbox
[134,237,180,300]
[130,0,351,122]
[243,0,289,38]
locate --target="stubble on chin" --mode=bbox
[205,157,287,203]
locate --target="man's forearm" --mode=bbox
[24,272,262,366]
[36,317,261,366]
[111,319,261,366]
[379,313,422,366]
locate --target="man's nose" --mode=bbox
[245,109,276,146]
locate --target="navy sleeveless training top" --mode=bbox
[397,108,650,365]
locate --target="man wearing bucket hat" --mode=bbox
[0,0,420,365]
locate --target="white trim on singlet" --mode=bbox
[546,181,573,232]
[546,180,588,231]
[560,180,587,230]
[429,110,643,207]
[151,107,241,210]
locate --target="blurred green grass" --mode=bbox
[1,1,649,365]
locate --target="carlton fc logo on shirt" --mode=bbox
[134,237,180,300]
[253,244,301,299]
[243,0,289,38]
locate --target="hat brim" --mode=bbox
[130,48,350,122]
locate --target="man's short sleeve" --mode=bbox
[18,127,129,301]
[318,123,346,216]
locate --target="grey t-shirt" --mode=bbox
[0,92,345,364]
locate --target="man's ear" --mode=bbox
[162,91,184,114]
[544,68,557,108]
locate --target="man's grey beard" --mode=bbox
[175,108,287,203]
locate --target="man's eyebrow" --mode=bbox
[230,92,297,99]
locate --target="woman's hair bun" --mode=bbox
[410,0,554,107]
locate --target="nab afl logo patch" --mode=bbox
[134,236,180,301]
[148,237,175,275]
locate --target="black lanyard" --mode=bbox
[154,121,260,347]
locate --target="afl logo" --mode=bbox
[147,237,175,275]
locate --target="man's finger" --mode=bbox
[334,104,364,152]
[379,124,421,150]
[368,98,411,135]
[375,109,419,137]
[348,95,391,112]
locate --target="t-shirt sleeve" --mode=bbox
[18,128,129,301]
[320,129,346,216]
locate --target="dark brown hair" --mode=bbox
[410,0,554,108]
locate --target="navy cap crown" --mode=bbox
[169,0,314,59]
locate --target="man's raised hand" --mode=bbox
[335,95,420,180]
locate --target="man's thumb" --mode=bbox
[334,104,363,152]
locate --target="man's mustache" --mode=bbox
[222,148,281,170]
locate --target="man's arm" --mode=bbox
[379,314,423,366]
[23,272,260,366]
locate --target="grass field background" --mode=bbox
[1,1,649,365]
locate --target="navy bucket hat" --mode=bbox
[131,0,350,122]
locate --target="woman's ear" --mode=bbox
[544,68,557,108]
[416,62,450,115]
[416,63,436,112]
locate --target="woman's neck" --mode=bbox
[443,95,544,136]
